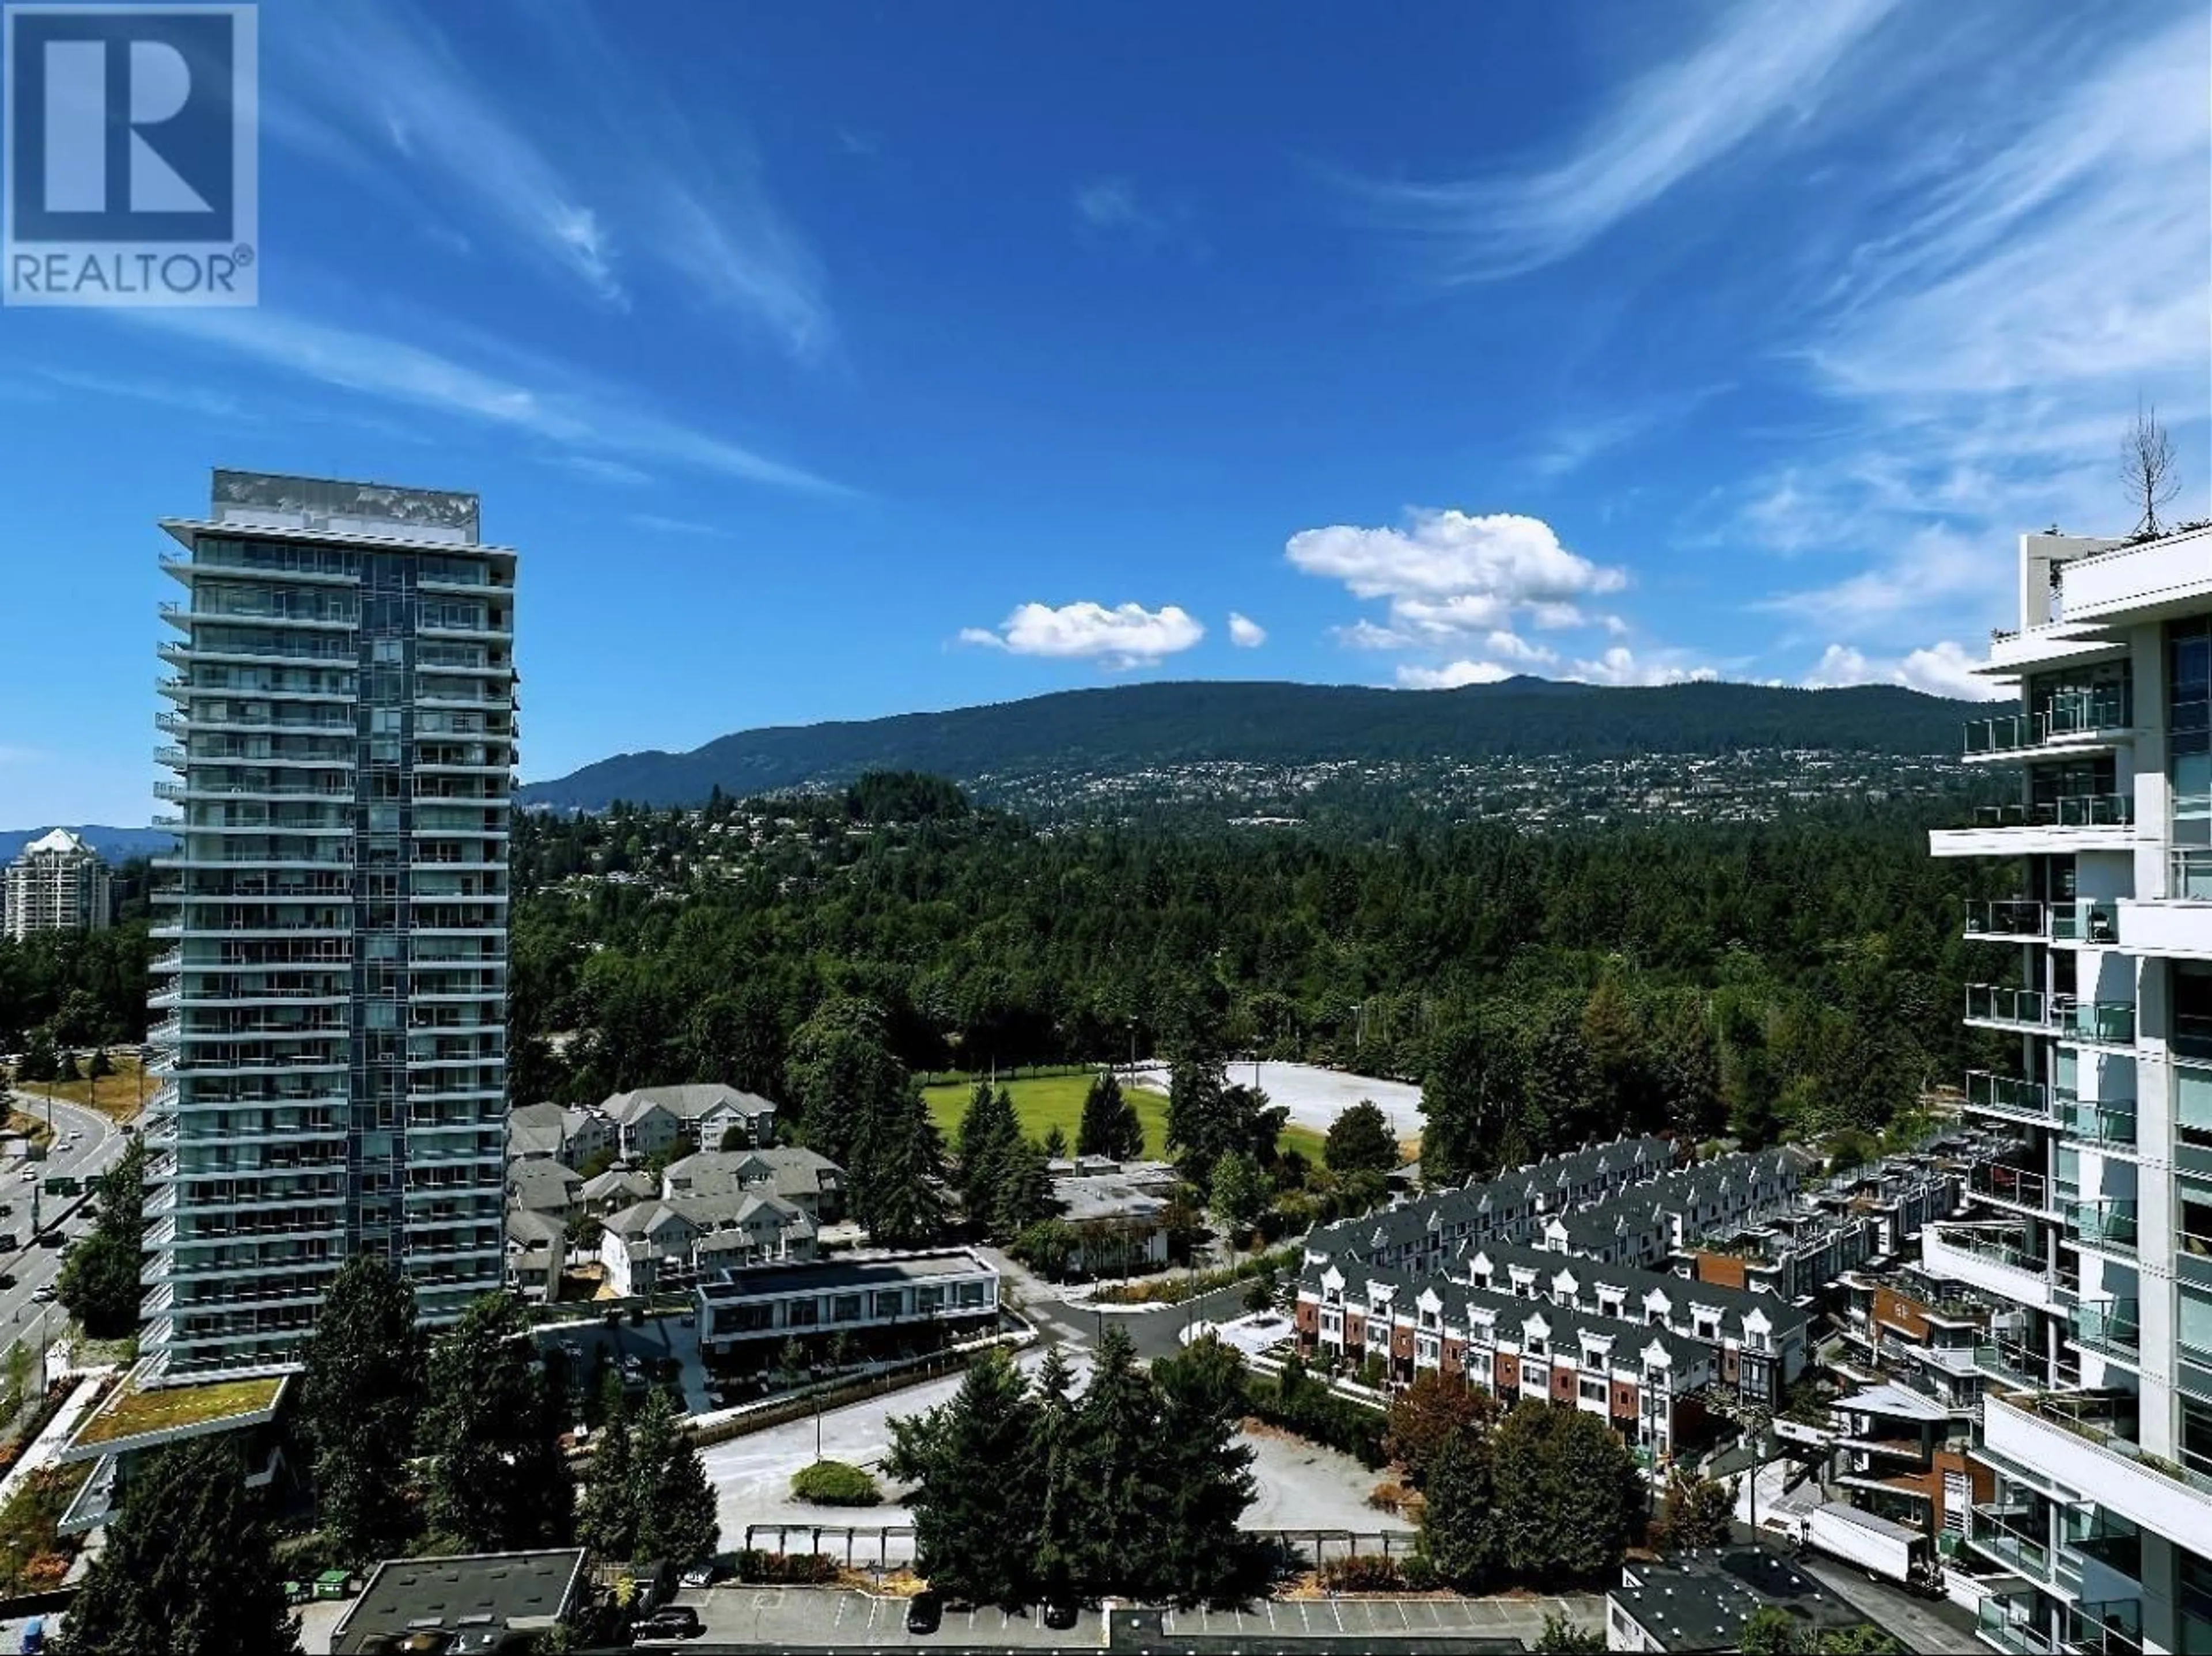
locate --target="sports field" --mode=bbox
[921,1070,1326,1165]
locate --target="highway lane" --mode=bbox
[0,1091,130,1356]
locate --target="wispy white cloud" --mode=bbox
[959,601,1205,669]
[1228,612,1267,649]
[558,456,653,487]
[628,514,728,537]
[1350,0,1901,280]
[124,308,846,496]
[268,0,619,301]
[35,366,251,422]
[268,0,832,361]
[1074,177,1200,258]
[1802,641,2008,701]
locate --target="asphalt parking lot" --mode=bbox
[665,1587,1602,1650]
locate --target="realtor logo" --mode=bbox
[4,3,257,305]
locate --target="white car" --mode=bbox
[30,1286,54,1303]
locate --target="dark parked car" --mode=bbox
[632,1605,701,1642]
[1042,1599,1079,1631]
[904,1592,943,1635]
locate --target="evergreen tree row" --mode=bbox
[887,1329,1262,1607]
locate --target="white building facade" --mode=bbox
[1929,526,2212,1656]
[2,828,112,939]
[146,471,516,1380]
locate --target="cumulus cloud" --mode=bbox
[1398,660,1514,690]
[1288,507,1628,660]
[1567,647,1718,687]
[959,601,1204,669]
[1802,640,2009,700]
[1228,612,1267,648]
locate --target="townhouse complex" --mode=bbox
[1923,526,2212,1656]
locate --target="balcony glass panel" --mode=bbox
[2066,1099,2138,1150]
[1966,1071,2058,1120]
[1968,984,2050,1026]
[1970,795,2135,829]
[1967,899,2048,938]
[2070,1298,2141,1358]
[2050,899,2120,944]
[2061,1000,2136,1044]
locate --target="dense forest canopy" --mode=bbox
[0,772,2017,1183]
[510,776,2011,1172]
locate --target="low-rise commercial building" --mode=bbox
[694,1249,999,1366]
[1606,1548,1867,1653]
[331,1549,587,1654]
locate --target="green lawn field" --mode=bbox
[921,1070,1327,1166]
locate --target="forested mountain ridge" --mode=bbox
[518,677,1983,812]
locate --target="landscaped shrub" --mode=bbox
[790,1459,882,1507]
[1317,1553,1405,1593]
[1399,1553,1440,1591]
[734,1550,842,1585]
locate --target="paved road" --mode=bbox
[0,1093,129,1358]
[1797,1553,1978,1654]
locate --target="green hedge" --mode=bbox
[734,1551,842,1585]
[1245,1361,1387,1469]
[790,1460,882,1507]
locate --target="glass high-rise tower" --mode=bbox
[147,471,515,1381]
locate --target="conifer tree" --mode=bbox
[577,1400,636,1559]
[887,1349,1041,1606]
[59,1438,302,1655]
[422,1294,574,1551]
[298,1253,424,1564]
[628,1389,719,1566]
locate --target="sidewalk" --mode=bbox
[0,1374,103,1511]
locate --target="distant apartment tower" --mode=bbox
[149,471,517,1381]
[1,828,112,939]
[1926,525,2210,1656]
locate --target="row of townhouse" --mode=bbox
[1535,1147,1809,1271]
[1303,1134,1676,1276]
[506,1082,781,1169]
[506,1143,845,1301]
[1459,1236,1813,1407]
[1295,1258,1715,1458]
[1684,1138,1993,1303]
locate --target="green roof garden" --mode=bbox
[70,1371,286,1452]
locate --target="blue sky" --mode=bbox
[4,0,2208,825]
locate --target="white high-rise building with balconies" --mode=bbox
[2,828,112,939]
[147,471,516,1381]
[1926,524,2211,1656]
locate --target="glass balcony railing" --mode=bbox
[1975,1600,2057,1656]
[2065,1098,2138,1149]
[1966,1071,2059,1121]
[1966,898,2048,938]
[1968,984,2049,1027]
[2069,1600,2145,1656]
[2175,847,2212,902]
[2069,1298,2141,1358]
[1970,795,2136,830]
[1963,690,2131,756]
[1970,1506,2066,1589]
[2070,1202,2139,1256]
[2061,999,2137,1045]
[2050,899,2121,944]
[1975,1162,2056,1212]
